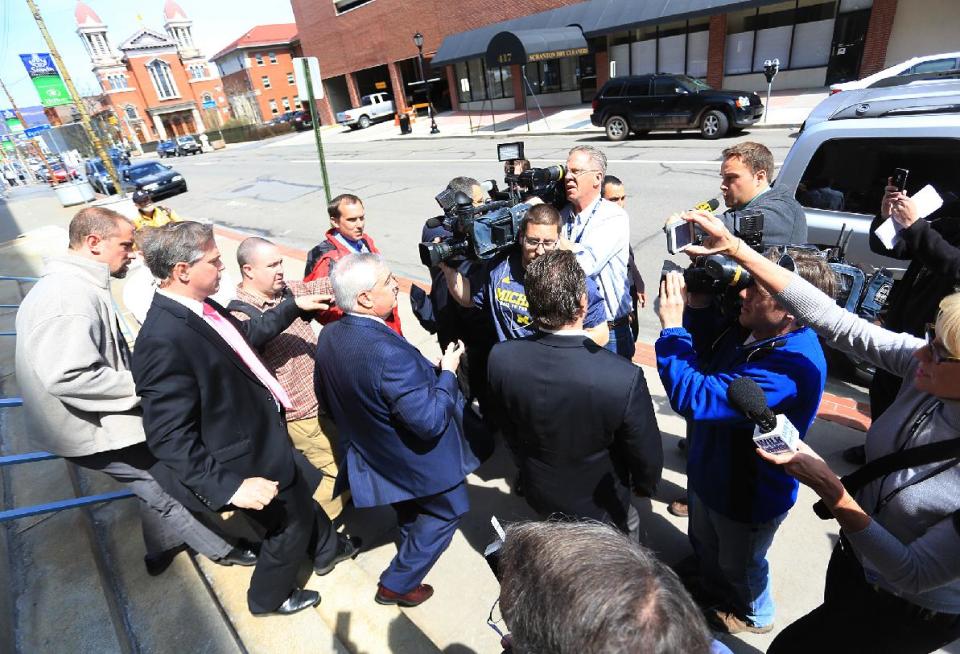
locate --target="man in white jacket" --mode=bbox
[15,207,253,575]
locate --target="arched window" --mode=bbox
[201,92,213,104]
[147,59,178,99]
[124,105,138,120]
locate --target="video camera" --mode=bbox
[662,207,765,294]
[418,141,563,267]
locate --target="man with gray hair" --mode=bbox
[15,208,248,577]
[560,145,634,359]
[497,521,727,654]
[132,221,355,617]
[314,252,482,607]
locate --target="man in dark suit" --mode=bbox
[132,222,358,617]
[486,250,663,536]
[314,252,481,607]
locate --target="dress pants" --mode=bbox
[768,541,960,654]
[380,482,469,594]
[244,466,338,613]
[69,443,232,560]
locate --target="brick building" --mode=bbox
[209,24,304,125]
[75,0,230,146]
[290,0,957,121]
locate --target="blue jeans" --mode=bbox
[688,490,786,628]
[604,320,636,360]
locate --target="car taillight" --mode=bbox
[591,98,598,111]
[829,89,842,95]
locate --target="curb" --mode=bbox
[212,224,870,433]
[371,123,801,141]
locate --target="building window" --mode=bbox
[334,0,375,14]
[268,99,278,115]
[124,105,138,120]
[454,58,514,103]
[281,97,291,111]
[268,51,277,64]
[609,19,710,79]
[201,93,214,105]
[262,75,271,89]
[255,53,264,66]
[294,97,302,109]
[147,59,179,99]
[287,72,295,85]
[105,74,129,90]
[525,57,578,94]
[189,64,206,80]
[725,0,836,75]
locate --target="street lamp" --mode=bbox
[413,31,439,134]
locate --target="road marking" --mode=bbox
[287,158,781,166]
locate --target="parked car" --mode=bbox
[829,51,960,94]
[590,74,763,141]
[268,111,297,126]
[776,83,960,273]
[175,135,202,155]
[336,93,395,130]
[292,110,313,131]
[107,145,131,166]
[120,161,187,198]
[47,162,79,184]
[84,158,124,194]
[156,139,178,158]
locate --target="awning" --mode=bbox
[485,28,589,68]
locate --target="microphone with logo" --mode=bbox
[726,377,801,455]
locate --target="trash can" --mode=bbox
[398,112,411,135]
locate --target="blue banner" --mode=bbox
[19,53,59,79]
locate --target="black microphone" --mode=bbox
[726,377,777,432]
[693,198,720,213]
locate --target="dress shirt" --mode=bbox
[345,311,388,326]
[539,327,588,337]
[561,196,632,321]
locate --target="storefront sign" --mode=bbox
[527,47,589,62]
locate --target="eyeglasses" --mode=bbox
[567,168,599,179]
[486,598,511,650]
[925,323,960,364]
[522,236,558,250]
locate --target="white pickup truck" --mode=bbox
[336,93,395,129]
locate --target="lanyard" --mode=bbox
[565,197,601,244]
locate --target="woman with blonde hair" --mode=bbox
[664,210,960,653]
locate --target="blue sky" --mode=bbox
[0,0,295,111]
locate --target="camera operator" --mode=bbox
[655,220,835,634]
[559,146,634,358]
[441,204,609,346]
[718,142,806,247]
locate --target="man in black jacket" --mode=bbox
[719,142,807,247]
[132,222,357,617]
[486,250,663,537]
[868,184,960,417]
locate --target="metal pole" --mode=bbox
[301,60,331,204]
[25,0,123,195]
[0,77,49,183]
[765,81,772,123]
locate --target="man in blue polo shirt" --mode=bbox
[441,203,609,346]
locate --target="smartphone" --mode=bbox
[892,168,909,192]
[664,218,696,254]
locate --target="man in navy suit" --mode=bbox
[314,252,480,607]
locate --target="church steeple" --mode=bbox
[163,0,199,59]
[75,0,120,66]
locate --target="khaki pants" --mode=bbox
[287,414,348,520]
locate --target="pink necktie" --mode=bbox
[202,302,292,410]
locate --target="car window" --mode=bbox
[602,80,625,98]
[361,95,373,106]
[906,58,958,75]
[795,137,960,218]
[622,79,650,97]
[652,77,679,95]
[128,163,167,178]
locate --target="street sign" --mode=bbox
[293,57,324,100]
[202,99,216,109]
[23,125,51,138]
[375,81,387,90]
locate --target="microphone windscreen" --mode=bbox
[693,198,720,212]
[726,376,768,416]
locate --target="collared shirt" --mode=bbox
[157,288,204,315]
[540,327,588,337]
[346,311,388,326]
[561,196,632,321]
[334,232,370,254]
[230,278,333,422]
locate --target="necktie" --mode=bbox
[201,302,292,409]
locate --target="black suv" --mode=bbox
[590,74,764,141]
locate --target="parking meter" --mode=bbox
[763,59,780,122]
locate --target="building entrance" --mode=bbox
[826,8,872,85]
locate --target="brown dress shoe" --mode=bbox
[706,608,773,634]
[374,583,434,607]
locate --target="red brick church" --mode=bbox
[75,0,229,145]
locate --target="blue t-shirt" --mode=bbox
[472,250,606,342]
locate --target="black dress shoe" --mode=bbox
[251,589,320,616]
[314,534,361,576]
[216,546,258,567]
[144,544,187,576]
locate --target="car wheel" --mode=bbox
[358,115,371,129]
[700,110,729,139]
[605,115,629,141]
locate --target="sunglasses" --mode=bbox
[925,323,960,364]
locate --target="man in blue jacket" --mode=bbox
[655,247,835,635]
[314,252,481,608]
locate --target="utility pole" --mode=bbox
[1,75,53,183]
[25,0,122,195]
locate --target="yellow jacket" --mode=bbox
[133,206,180,230]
